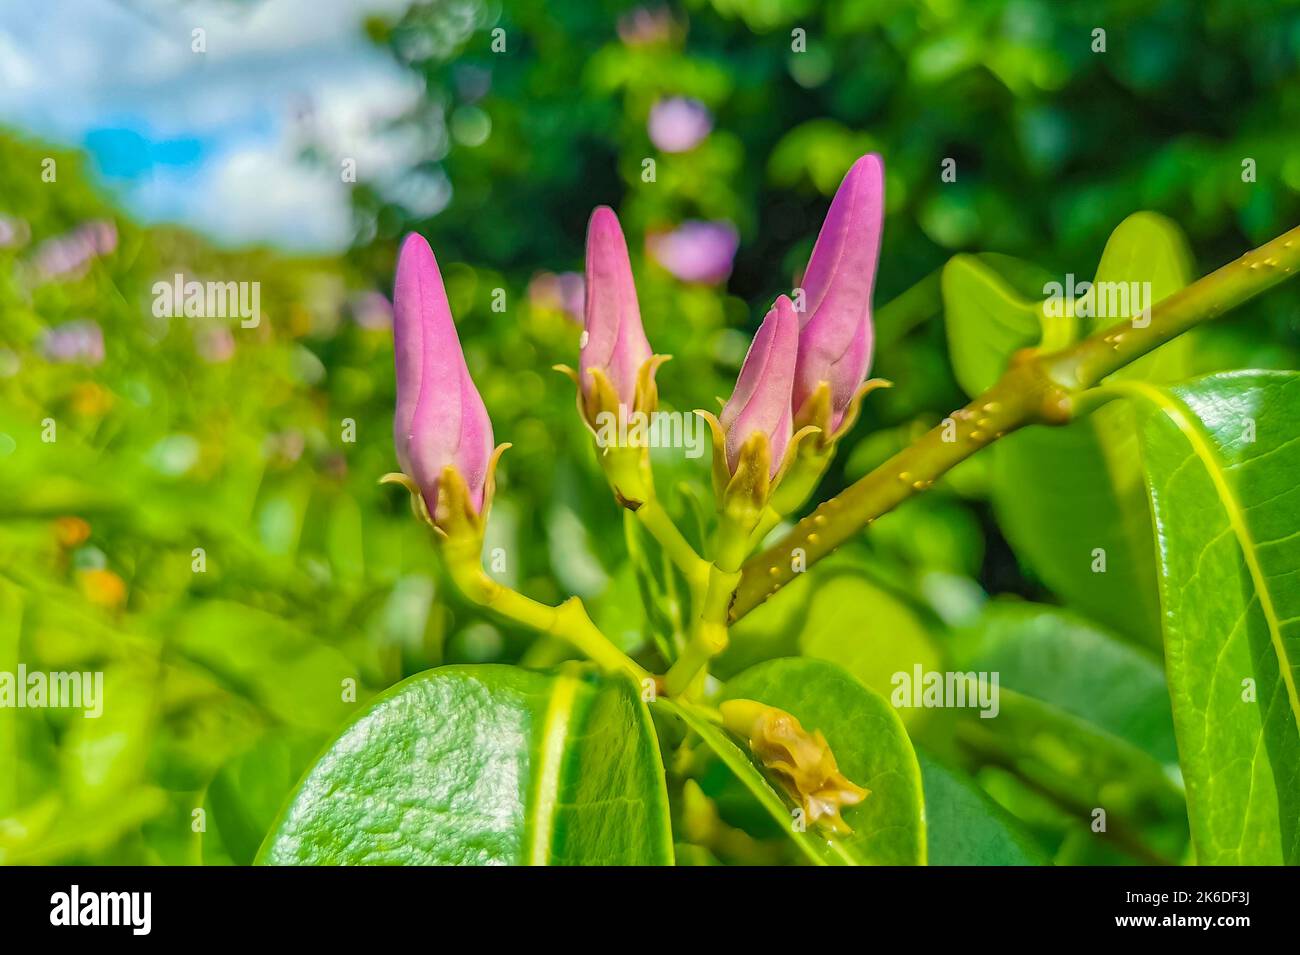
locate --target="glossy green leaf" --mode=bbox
[662,658,925,865]
[917,751,1047,865]
[1136,371,1300,864]
[725,660,926,864]
[259,664,673,865]
[941,252,1060,397]
[991,213,1195,646]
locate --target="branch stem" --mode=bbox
[730,222,1300,622]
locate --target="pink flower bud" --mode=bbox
[721,295,799,477]
[793,154,884,434]
[581,206,653,409]
[392,233,494,514]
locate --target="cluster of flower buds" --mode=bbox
[707,153,888,520]
[386,152,886,540]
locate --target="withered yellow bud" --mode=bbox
[720,698,869,835]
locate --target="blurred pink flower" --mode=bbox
[350,291,394,330]
[617,6,675,46]
[34,220,118,280]
[0,215,30,249]
[648,97,712,153]
[195,326,236,363]
[527,270,585,325]
[264,430,306,466]
[646,220,739,284]
[42,320,105,365]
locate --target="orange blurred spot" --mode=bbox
[78,568,126,609]
[70,382,114,416]
[289,304,312,337]
[53,516,91,548]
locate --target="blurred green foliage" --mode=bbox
[2,0,1299,864]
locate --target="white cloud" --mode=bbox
[205,143,354,248]
[0,0,425,250]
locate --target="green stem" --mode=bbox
[636,494,710,597]
[730,221,1300,622]
[747,506,783,551]
[443,537,650,685]
[664,512,749,696]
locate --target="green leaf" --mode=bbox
[917,751,1047,865]
[993,417,1163,646]
[655,698,834,861]
[1084,211,1195,382]
[949,601,1187,862]
[662,658,925,865]
[202,730,324,866]
[795,577,942,729]
[719,555,944,724]
[952,601,1177,766]
[258,664,673,865]
[1135,370,1300,864]
[171,601,365,733]
[990,213,1195,647]
[941,252,1060,397]
[956,689,1188,863]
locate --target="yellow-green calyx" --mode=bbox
[771,378,892,516]
[556,354,669,507]
[699,409,820,524]
[793,377,892,449]
[719,698,868,835]
[380,443,509,541]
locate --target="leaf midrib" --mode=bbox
[527,671,581,865]
[1128,381,1300,728]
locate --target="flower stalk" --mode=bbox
[440,532,651,685]
[634,494,710,595]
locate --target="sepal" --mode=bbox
[380,471,434,528]
[794,377,893,448]
[380,442,509,540]
[701,410,821,520]
[559,355,669,508]
[557,355,670,435]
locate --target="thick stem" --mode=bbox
[443,536,651,684]
[664,512,749,696]
[730,222,1300,622]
